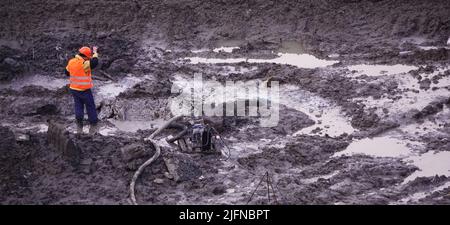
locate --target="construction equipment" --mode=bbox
[166,118,222,154]
[129,116,230,205]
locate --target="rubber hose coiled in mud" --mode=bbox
[166,122,189,143]
[129,115,183,205]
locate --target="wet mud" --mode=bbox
[1,0,450,204]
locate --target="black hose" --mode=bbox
[166,122,189,143]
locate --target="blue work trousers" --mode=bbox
[70,89,98,125]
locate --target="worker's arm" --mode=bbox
[65,61,70,76]
[82,47,99,72]
[90,46,99,69]
[90,54,99,69]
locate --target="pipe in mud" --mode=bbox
[166,122,189,144]
[129,115,183,205]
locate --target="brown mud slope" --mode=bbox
[1,0,449,79]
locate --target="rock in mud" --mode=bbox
[36,104,59,115]
[0,46,26,81]
[121,143,149,161]
[107,59,131,74]
[351,111,380,129]
[419,78,431,90]
[163,151,202,182]
[120,142,152,170]
[413,100,445,119]
[120,77,172,98]
[212,185,227,195]
[97,99,117,120]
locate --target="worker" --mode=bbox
[65,46,99,135]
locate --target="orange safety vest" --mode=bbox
[66,55,93,91]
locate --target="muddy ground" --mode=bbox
[1,0,450,204]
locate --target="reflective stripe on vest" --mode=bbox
[66,55,93,90]
[71,81,92,85]
[70,75,91,80]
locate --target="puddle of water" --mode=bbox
[191,49,208,53]
[347,64,418,77]
[37,124,48,133]
[96,75,148,100]
[328,53,340,58]
[354,89,450,119]
[398,181,450,203]
[0,75,67,90]
[418,46,450,51]
[2,122,49,134]
[98,126,118,136]
[352,66,450,119]
[333,136,417,158]
[403,151,450,184]
[392,105,450,138]
[109,119,164,132]
[170,76,264,116]
[302,171,340,184]
[399,51,413,55]
[280,85,355,137]
[340,127,448,185]
[213,46,240,53]
[419,46,439,51]
[172,76,354,137]
[184,52,338,69]
[231,142,262,158]
[401,37,428,45]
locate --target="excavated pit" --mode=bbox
[1,0,450,205]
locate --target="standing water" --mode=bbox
[184,52,338,69]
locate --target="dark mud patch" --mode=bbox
[238,135,349,171]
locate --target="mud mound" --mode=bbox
[0,86,72,117]
[0,126,29,203]
[1,0,449,75]
[279,155,416,204]
[238,135,349,171]
[1,131,161,204]
[0,46,27,81]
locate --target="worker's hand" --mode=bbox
[92,46,98,54]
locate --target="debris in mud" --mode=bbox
[0,46,26,81]
[163,151,202,182]
[107,59,132,75]
[350,110,380,130]
[35,104,59,115]
[418,78,431,90]
[412,100,446,119]
[47,121,81,166]
[121,142,154,170]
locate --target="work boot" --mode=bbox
[76,121,83,134]
[88,123,99,135]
